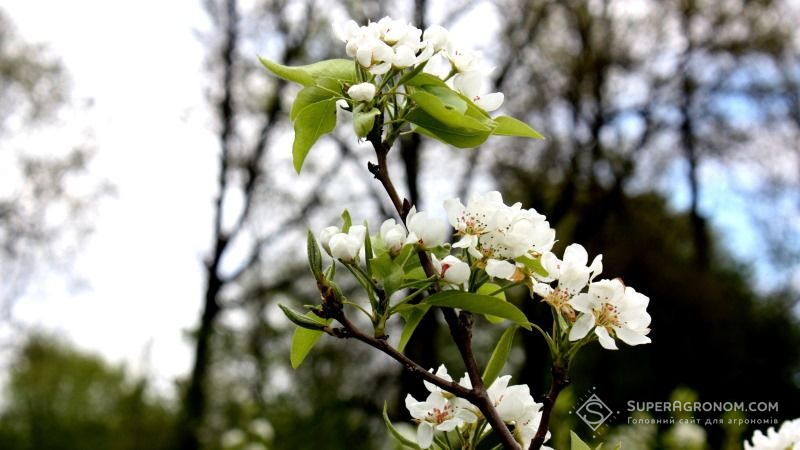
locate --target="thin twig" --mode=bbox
[361,115,522,450]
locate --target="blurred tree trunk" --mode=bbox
[177,1,238,448]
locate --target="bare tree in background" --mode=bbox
[0,10,101,325]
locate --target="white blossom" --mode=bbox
[453,70,504,111]
[347,82,377,102]
[745,418,800,450]
[432,254,471,285]
[327,225,366,263]
[319,226,341,255]
[445,191,506,258]
[379,218,407,253]
[423,25,449,52]
[569,278,651,350]
[405,391,478,449]
[406,206,447,248]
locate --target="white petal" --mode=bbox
[532,282,553,298]
[417,423,434,449]
[441,256,471,284]
[475,92,504,111]
[563,243,588,266]
[370,61,392,74]
[569,313,594,341]
[595,327,618,350]
[569,293,594,313]
[485,259,517,280]
[453,71,482,97]
[615,327,651,346]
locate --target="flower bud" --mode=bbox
[392,45,416,68]
[435,255,470,284]
[423,25,449,52]
[319,226,340,255]
[347,82,377,102]
[380,218,407,253]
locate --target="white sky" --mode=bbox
[4,0,219,388]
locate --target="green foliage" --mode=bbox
[482,325,518,386]
[258,57,356,87]
[307,229,323,280]
[0,334,174,450]
[397,305,431,353]
[383,403,421,449]
[291,96,338,173]
[288,311,332,368]
[423,291,531,330]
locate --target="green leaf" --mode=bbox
[307,230,323,280]
[409,91,493,132]
[397,305,431,353]
[423,291,530,329]
[290,79,340,121]
[353,106,380,138]
[283,308,332,369]
[407,112,493,148]
[404,72,449,89]
[516,255,548,278]
[291,326,326,369]
[279,304,328,330]
[493,115,545,139]
[482,325,518,386]
[477,282,507,324]
[292,97,337,173]
[570,431,593,450]
[372,252,405,298]
[259,57,357,87]
[363,222,374,277]
[341,209,352,233]
[383,402,422,449]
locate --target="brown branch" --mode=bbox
[530,362,570,450]
[331,313,472,398]
[361,116,521,450]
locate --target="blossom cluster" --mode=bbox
[746,418,800,450]
[337,16,504,111]
[317,190,652,351]
[404,365,552,449]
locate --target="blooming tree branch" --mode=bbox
[262,15,652,450]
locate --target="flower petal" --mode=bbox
[595,327,618,350]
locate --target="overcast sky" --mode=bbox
[4,0,220,388]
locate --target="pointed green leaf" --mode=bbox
[397,305,431,353]
[409,91,493,132]
[570,431,593,450]
[341,209,352,233]
[292,97,337,173]
[286,309,332,369]
[423,291,530,329]
[516,255,549,277]
[372,252,405,298]
[404,72,449,89]
[482,325,518,386]
[493,115,545,139]
[407,114,492,148]
[383,402,422,449]
[353,106,380,138]
[259,57,357,86]
[279,304,328,330]
[290,79,341,121]
[307,230,323,280]
[477,282,508,324]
